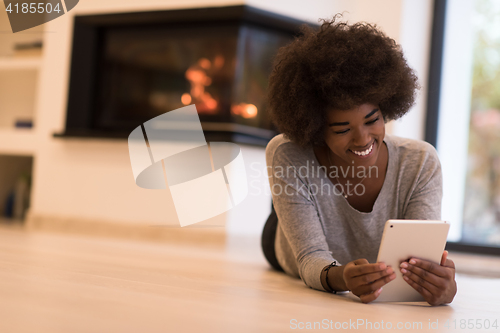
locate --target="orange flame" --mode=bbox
[183,56,224,114]
[231,103,258,118]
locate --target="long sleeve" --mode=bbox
[267,142,336,291]
[401,142,443,221]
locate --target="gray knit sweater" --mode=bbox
[265,134,442,292]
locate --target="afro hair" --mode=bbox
[267,15,420,147]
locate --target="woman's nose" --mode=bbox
[352,128,371,147]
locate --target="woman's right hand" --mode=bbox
[343,258,396,303]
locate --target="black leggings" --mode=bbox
[261,205,284,272]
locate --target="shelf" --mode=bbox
[0,57,42,70]
[0,128,37,156]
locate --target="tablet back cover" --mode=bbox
[374,220,450,302]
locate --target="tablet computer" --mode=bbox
[374,219,450,302]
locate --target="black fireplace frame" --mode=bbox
[54,5,317,146]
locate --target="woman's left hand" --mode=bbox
[400,250,457,306]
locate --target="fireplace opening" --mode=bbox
[57,5,317,146]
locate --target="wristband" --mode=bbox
[321,261,338,294]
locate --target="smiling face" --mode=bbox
[324,103,386,169]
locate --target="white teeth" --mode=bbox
[351,143,373,156]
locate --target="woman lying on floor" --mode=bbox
[261,16,457,305]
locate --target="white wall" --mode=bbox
[30,0,433,236]
[393,0,434,140]
[436,0,475,241]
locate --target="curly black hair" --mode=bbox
[267,15,419,147]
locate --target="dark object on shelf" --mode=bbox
[13,174,30,221]
[15,119,33,128]
[4,191,14,219]
[2,174,31,221]
[58,5,317,146]
[13,41,43,57]
[13,41,43,50]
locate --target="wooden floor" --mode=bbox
[1,225,500,333]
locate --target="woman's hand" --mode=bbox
[343,258,396,303]
[400,250,457,306]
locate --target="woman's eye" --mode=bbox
[333,117,379,134]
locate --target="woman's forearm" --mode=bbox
[320,265,348,292]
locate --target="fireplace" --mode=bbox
[56,5,316,146]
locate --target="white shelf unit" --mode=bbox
[0,69,38,130]
[0,129,37,156]
[0,5,43,222]
[0,1,43,131]
[0,57,42,70]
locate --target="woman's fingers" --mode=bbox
[401,266,441,294]
[401,257,457,306]
[444,258,456,269]
[359,287,383,304]
[402,258,450,278]
[355,271,396,296]
[400,262,444,290]
[400,258,451,282]
[343,259,398,303]
[352,258,370,266]
[351,266,395,287]
[402,275,435,302]
[345,261,387,279]
[440,250,448,266]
